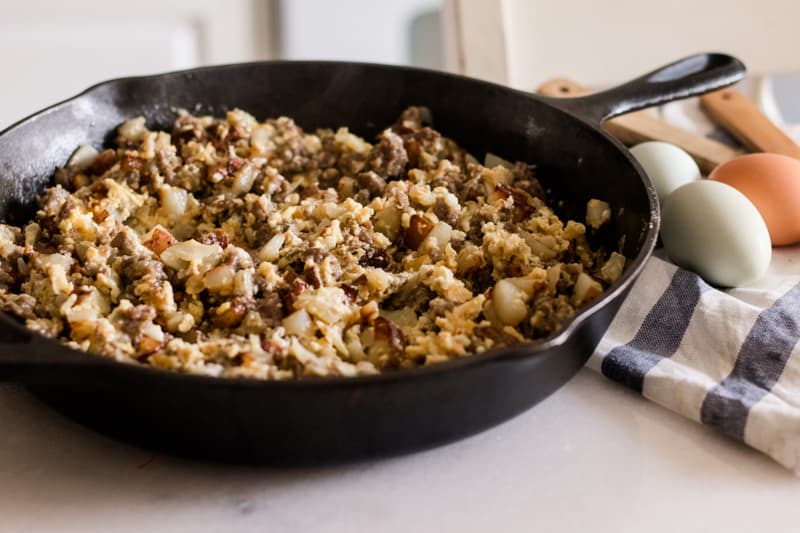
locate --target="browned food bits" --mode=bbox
[0,106,624,379]
[404,214,434,250]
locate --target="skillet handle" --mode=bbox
[544,53,746,124]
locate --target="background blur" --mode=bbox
[0,0,440,129]
[3,0,800,129]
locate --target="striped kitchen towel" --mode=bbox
[588,248,800,472]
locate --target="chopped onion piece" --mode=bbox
[484,152,514,169]
[492,278,531,326]
[379,307,418,327]
[67,145,99,171]
[160,240,222,270]
[258,233,285,262]
[231,163,256,195]
[118,117,147,142]
[507,277,537,296]
[283,309,313,337]
[522,232,559,260]
[573,272,603,306]
[599,252,626,283]
[425,221,452,250]
[159,186,188,219]
[374,205,402,242]
[586,199,611,229]
[203,265,235,292]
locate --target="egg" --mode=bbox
[661,180,771,287]
[708,153,800,246]
[629,141,701,203]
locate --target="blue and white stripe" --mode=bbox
[589,252,800,473]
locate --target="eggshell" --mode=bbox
[630,141,701,203]
[661,180,771,287]
[708,153,800,246]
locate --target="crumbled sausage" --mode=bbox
[356,171,387,198]
[255,292,285,326]
[474,325,520,347]
[0,105,620,379]
[369,130,408,178]
[433,196,459,225]
[110,228,142,256]
[0,293,37,320]
[210,298,248,329]
[199,229,230,248]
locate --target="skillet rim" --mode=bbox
[0,59,659,388]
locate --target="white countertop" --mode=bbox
[5,77,800,532]
[1,368,797,533]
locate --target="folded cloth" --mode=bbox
[589,248,800,473]
[590,79,800,473]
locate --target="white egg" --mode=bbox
[661,180,771,287]
[630,141,701,203]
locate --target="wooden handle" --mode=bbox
[537,78,743,174]
[537,78,593,98]
[699,88,800,159]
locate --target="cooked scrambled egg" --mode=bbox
[0,107,624,379]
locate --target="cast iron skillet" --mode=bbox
[0,53,743,463]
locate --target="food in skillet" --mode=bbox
[0,106,625,379]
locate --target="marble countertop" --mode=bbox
[1,368,797,533]
[4,75,800,532]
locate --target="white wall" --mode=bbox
[502,0,800,90]
[0,0,275,129]
[279,0,442,68]
[0,0,444,130]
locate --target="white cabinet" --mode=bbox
[0,0,275,129]
[279,0,441,67]
[0,0,446,130]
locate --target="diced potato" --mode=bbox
[586,199,611,229]
[160,240,222,270]
[0,103,621,381]
[118,116,147,142]
[573,272,603,306]
[492,278,530,326]
[159,186,188,220]
[203,265,235,292]
[424,221,452,251]
[67,144,99,171]
[283,309,313,337]
[258,233,285,262]
[599,252,626,283]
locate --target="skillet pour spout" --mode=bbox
[0,53,745,463]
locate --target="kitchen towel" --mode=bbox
[591,82,800,472]
[588,251,800,473]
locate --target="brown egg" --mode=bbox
[709,153,800,246]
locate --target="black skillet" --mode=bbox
[0,53,744,463]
